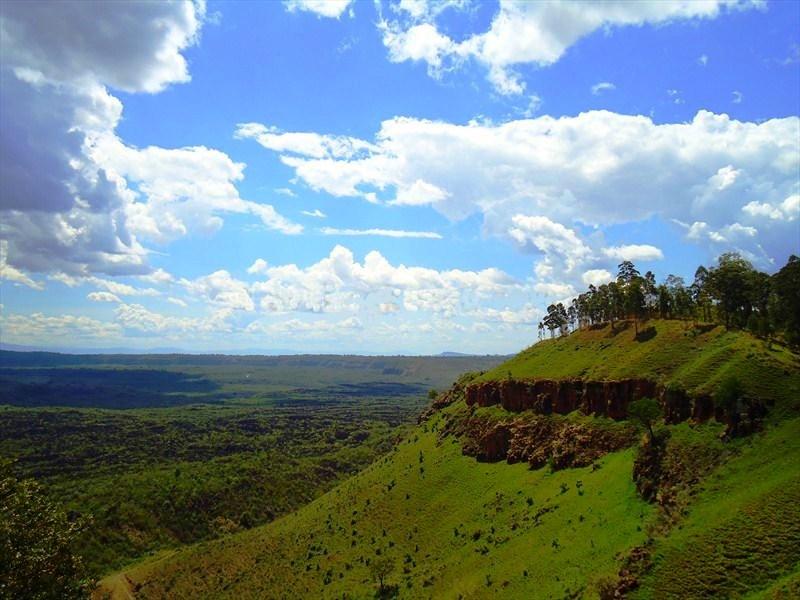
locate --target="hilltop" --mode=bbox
[100,321,800,598]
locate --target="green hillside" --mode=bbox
[479,320,800,415]
[100,321,800,599]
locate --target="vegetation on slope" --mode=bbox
[479,320,800,417]
[113,406,653,599]
[0,354,504,577]
[103,321,800,599]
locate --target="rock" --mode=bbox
[463,377,739,427]
[462,414,637,470]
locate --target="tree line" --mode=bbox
[538,253,800,346]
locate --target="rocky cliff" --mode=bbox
[464,378,719,424]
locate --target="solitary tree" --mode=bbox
[627,398,661,440]
[369,555,395,595]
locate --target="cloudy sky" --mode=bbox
[0,0,798,354]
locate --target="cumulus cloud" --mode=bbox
[0,240,44,290]
[284,0,353,19]
[319,227,442,239]
[742,195,799,221]
[180,271,255,312]
[245,110,799,266]
[87,291,122,303]
[0,0,203,93]
[602,244,664,262]
[0,0,298,285]
[115,302,233,335]
[250,245,518,316]
[378,0,755,94]
[1,312,122,342]
[582,269,613,287]
[247,259,270,276]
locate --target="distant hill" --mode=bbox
[99,320,800,598]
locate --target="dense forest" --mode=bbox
[539,253,800,344]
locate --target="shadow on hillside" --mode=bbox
[635,326,657,342]
[374,584,399,599]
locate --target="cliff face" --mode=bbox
[457,414,637,469]
[464,378,716,424]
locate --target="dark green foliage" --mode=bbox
[0,353,505,574]
[627,398,662,439]
[0,461,92,599]
[543,254,798,346]
[771,255,800,345]
[714,376,744,413]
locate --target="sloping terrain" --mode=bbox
[100,321,800,598]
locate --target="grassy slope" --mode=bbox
[116,405,653,599]
[103,321,800,598]
[480,320,800,415]
[633,417,800,599]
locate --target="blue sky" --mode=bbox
[1,0,798,354]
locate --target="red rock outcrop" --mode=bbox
[465,378,717,425]
[460,414,637,469]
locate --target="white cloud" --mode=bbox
[235,122,377,159]
[284,0,353,19]
[250,245,518,316]
[391,179,449,206]
[732,90,743,104]
[247,259,270,275]
[302,209,327,218]
[167,297,188,308]
[1,311,122,342]
[115,303,233,335]
[89,277,160,297]
[742,194,799,221]
[180,270,255,312]
[0,1,203,93]
[602,244,664,262]
[533,282,576,297]
[87,291,121,303]
[698,54,709,66]
[582,269,613,287]
[137,268,174,285]
[1,0,299,285]
[319,227,442,239]
[96,140,303,241]
[379,0,755,94]
[275,188,296,197]
[591,82,615,95]
[250,110,799,266]
[509,215,591,272]
[0,240,43,290]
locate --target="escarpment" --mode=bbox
[464,378,748,425]
[457,415,637,469]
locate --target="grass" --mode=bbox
[479,321,800,416]
[87,322,800,597]
[117,404,653,598]
[633,418,800,599]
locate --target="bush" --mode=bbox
[0,461,93,599]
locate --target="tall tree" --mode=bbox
[771,255,800,345]
[707,253,757,329]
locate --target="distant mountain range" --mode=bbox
[0,342,504,358]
